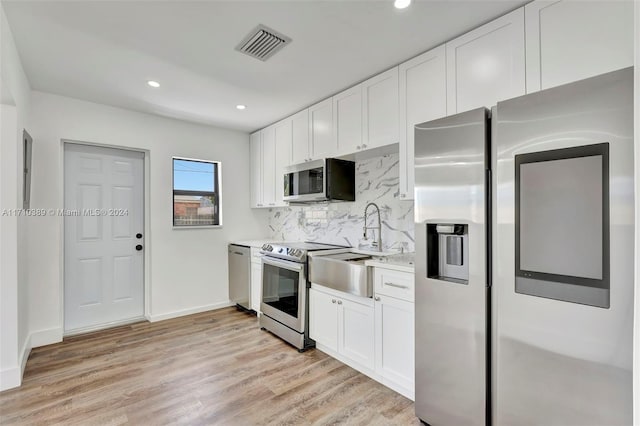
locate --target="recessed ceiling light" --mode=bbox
[394,0,411,9]
[236,104,246,110]
[147,80,160,88]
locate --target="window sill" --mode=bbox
[172,225,223,230]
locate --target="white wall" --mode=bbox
[27,91,268,341]
[0,3,31,391]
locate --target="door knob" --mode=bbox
[135,244,143,251]
[136,233,143,239]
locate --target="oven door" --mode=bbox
[261,256,306,332]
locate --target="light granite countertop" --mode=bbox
[230,239,282,248]
[365,252,415,273]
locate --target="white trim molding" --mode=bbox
[31,327,63,348]
[147,301,234,323]
[0,366,21,391]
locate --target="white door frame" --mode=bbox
[59,139,151,335]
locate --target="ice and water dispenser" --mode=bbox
[426,224,469,284]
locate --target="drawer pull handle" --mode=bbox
[384,282,409,289]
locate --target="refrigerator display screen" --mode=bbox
[515,143,609,307]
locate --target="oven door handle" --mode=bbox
[262,257,305,272]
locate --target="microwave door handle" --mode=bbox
[262,257,304,272]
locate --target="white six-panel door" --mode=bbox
[64,143,144,333]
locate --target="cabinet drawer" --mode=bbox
[374,268,414,302]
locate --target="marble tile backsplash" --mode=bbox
[268,153,415,252]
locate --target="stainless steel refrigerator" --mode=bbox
[414,67,634,425]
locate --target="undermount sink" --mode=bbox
[309,251,373,298]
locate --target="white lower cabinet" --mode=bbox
[339,297,375,370]
[374,294,415,399]
[310,267,415,400]
[309,287,374,369]
[309,287,338,351]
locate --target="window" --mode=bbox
[172,157,221,227]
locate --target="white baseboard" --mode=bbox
[0,366,21,391]
[64,318,145,337]
[31,327,63,347]
[19,333,32,376]
[147,301,234,322]
[0,327,63,392]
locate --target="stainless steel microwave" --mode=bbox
[283,158,355,203]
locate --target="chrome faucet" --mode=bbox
[363,202,382,251]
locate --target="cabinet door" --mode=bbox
[362,67,399,150]
[250,261,262,313]
[375,295,414,394]
[525,0,633,93]
[309,98,336,160]
[398,45,447,200]
[261,125,276,207]
[333,85,362,155]
[338,298,375,370]
[274,119,292,206]
[446,8,525,114]
[249,131,263,208]
[309,288,338,351]
[291,109,310,164]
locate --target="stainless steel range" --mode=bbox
[259,241,345,351]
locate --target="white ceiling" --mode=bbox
[3,0,528,132]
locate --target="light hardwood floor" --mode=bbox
[0,307,420,425]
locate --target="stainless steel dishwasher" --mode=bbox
[228,244,251,310]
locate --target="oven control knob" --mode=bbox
[293,249,302,258]
[262,244,273,252]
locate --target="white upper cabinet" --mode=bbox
[446,8,526,114]
[261,125,277,207]
[274,119,292,206]
[250,123,288,209]
[334,84,363,155]
[309,98,336,160]
[525,0,634,93]
[249,131,262,208]
[362,67,399,150]
[398,45,447,200]
[291,109,310,165]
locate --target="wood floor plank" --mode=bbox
[0,307,419,425]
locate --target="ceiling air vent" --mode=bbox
[235,24,292,62]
